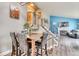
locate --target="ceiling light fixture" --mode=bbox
[30,2,34,6]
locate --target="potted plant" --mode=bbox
[23,22,32,35]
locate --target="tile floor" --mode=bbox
[1,35,79,56]
[52,36,79,56]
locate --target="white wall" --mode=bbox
[43,11,50,29]
[35,2,79,19]
[0,2,27,52]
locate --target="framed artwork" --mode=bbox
[44,18,48,24]
[77,22,79,29]
[43,18,49,27]
[60,22,69,27]
[10,4,19,19]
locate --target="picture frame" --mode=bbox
[43,18,49,27]
[10,4,19,19]
[60,22,69,27]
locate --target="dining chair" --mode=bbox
[10,32,19,56]
[16,31,28,56]
[40,32,48,56]
[27,38,32,56]
[35,40,42,56]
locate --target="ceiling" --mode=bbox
[35,2,79,19]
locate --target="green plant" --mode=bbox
[23,22,32,35]
[23,22,29,29]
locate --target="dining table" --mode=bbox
[27,32,43,56]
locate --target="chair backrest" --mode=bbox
[43,32,48,39]
[16,32,28,53]
[10,32,19,49]
[43,32,48,44]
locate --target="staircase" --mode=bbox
[37,25,59,56]
[41,25,58,47]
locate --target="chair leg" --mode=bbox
[45,44,48,56]
[41,40,43,56]
[11,45,15,56]
[19,50,21,56]
[16,47,18,56]
[36,46,39,56]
